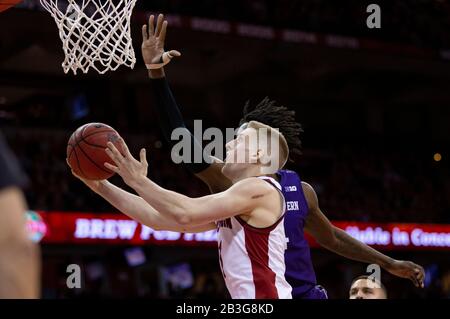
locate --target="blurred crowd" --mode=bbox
[40,249,450,299]
[2,122,448,224]
[15,0,450,48]
[303,146,450,223]
[139,0,450,48]
[42,251,228,299]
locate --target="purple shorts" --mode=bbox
[295,285,328,299]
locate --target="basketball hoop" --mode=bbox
[40,0,138,74]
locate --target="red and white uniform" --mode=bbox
[216,176,292,299]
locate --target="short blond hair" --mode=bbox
[247,120,289,169]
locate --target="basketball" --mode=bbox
[0,0,21,13]
[67,123,124,180]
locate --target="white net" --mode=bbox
[40,0,138,74]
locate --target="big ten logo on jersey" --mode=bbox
[217,218,232,229]
[284,185,297,192]
[286,201,299,211]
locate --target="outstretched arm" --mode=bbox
[130,177,265,226]
[67,161,215,233]
[141,14,232,193]
[302,182,425,288]
[104,139,276,226]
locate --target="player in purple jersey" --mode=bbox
[142,14,425,298]
[276,169,326,298]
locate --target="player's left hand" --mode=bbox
[104,138,148,187]
[385,260,425,288]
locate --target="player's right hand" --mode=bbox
[141,14,181,67]
[66,158,104,192]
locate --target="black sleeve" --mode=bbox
[0,132,29,190]
[150,77,211,174]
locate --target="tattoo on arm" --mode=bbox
[251,194,265,199]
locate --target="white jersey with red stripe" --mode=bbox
[216,176,292,299]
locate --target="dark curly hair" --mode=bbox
[239,97,303,162]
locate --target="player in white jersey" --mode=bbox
[216,176,292,298]
[101,120,294,299]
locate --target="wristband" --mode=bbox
[146,51,174,70]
